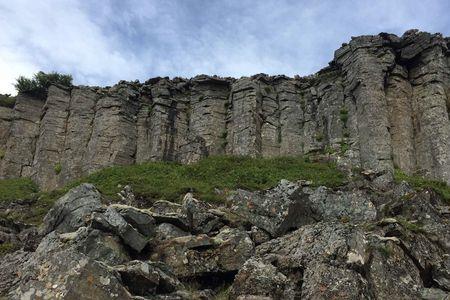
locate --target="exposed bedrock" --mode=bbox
[0,30,449,189]
[2,178,450,299]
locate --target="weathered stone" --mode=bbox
[113,260,184,296]
[42,183,102,234]
[226,180,309,237]
[0,250,31,296]
[182,192,224,233]
[305,185,377,222]
[227,180,377,238]
[0,95,44,179]
[151,226,254,278]
[91,207,148,252]
[229,258,296,300]
[367,239,423,299]
[112,204,156,237]
[300,263,369,299]
[10,248,132,300]
[31,85,71,190]
[154,223,189,241]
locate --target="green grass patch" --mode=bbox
[63,156,345,204]
[56,156,345,204]
[397,218,426,234]
[0,178,38,203]
[0,156,345,224]
[394,169,450,204]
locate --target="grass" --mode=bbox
[0,177,52,224]
[0,178,38,203]
[394,169,450,204]
[397,218,426,234]
[377,244,393,259]
[0,156,345,223]
[63,155,345,204]
[0,156,346,224]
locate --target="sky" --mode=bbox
[0,0,449,95]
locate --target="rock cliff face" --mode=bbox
[1,30,449,190]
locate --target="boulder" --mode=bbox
[112,204,156,237]
[227,180,377,238]
[8,232,133,300]
[154,223,189,241]
[0,250,31,297]
[226,180,310,237]
[151,226,254,278]
[42,183,102,234]
[91,207,148,252]
[113,260,184,296]
[229,258,296,300]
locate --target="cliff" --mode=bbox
[1,29,449,190]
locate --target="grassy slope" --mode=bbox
[0,156,345,224]
[394,169,450,203]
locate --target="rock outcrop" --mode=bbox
[1,176,449,299]
[0,30,449,190]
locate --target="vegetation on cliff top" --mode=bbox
[15,71,73,99]
[0,94,16,108]
[0,156,345,224]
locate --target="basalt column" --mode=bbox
[335,36,395,182]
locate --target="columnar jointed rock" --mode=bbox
[1,30,449,189]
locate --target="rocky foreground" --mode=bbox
[1,175,449,299]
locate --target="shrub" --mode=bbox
[316,132,324,142]
[54,163,62,175]
[15,71,72,99]
[0,94,16,108]
[0,149,5,160]
[340,108,349,125]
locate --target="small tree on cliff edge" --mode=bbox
[14,71,73,99]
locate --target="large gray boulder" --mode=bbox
[8,230,133,300]
[227,180,377,237]
[42,183,102,234]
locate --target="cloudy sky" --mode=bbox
[0,0,449,95]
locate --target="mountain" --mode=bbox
[0,30,450,299]
[1,29,449,191]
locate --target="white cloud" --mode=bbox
[0,0,145,94]
[0,0,448,95]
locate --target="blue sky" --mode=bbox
[0,0,449,95]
